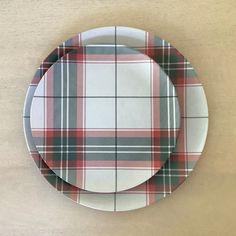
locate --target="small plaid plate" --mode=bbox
[30,45,180,193]
[23,26,208,211]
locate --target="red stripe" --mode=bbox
[32,129,178,138]
[76,47,85,188]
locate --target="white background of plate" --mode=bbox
[0,1,235,236]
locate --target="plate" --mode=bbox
[23,26,208,211]
[30,45,180,193]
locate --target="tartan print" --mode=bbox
[23,26,208,211]
[30,45,180,193]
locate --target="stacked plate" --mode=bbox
[23,26,208,211]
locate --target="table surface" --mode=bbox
[0,1,235,235]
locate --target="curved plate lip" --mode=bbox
[23,26,209,211]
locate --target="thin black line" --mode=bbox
[43,167,174,171]
[114,26,117,211]
[182,116,208,119]
[66,52,69,182]
[23,116,30,118]
[127,46,174,49]
[167,42,171,193]
[29,78,201,89]
[84,46,87,189]
[56,61,156,64]
[34,95,178,98]
[47,63,194,70]
[59,191,171,195]
[43,61,46,173]
[56,45,174,50]
[175,84,202,87]
[33,151,202,155]
[31,127,180,130]
[60,52,64,180]
[184,57,189,176]
[172,152,202,154]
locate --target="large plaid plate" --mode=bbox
[30,45,180,193]
[23,26,208,211]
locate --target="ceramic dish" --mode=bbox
[30,45,180,193]
[23,26,208,211]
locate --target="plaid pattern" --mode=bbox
[23,26,208,211]
[30,46,180,193]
